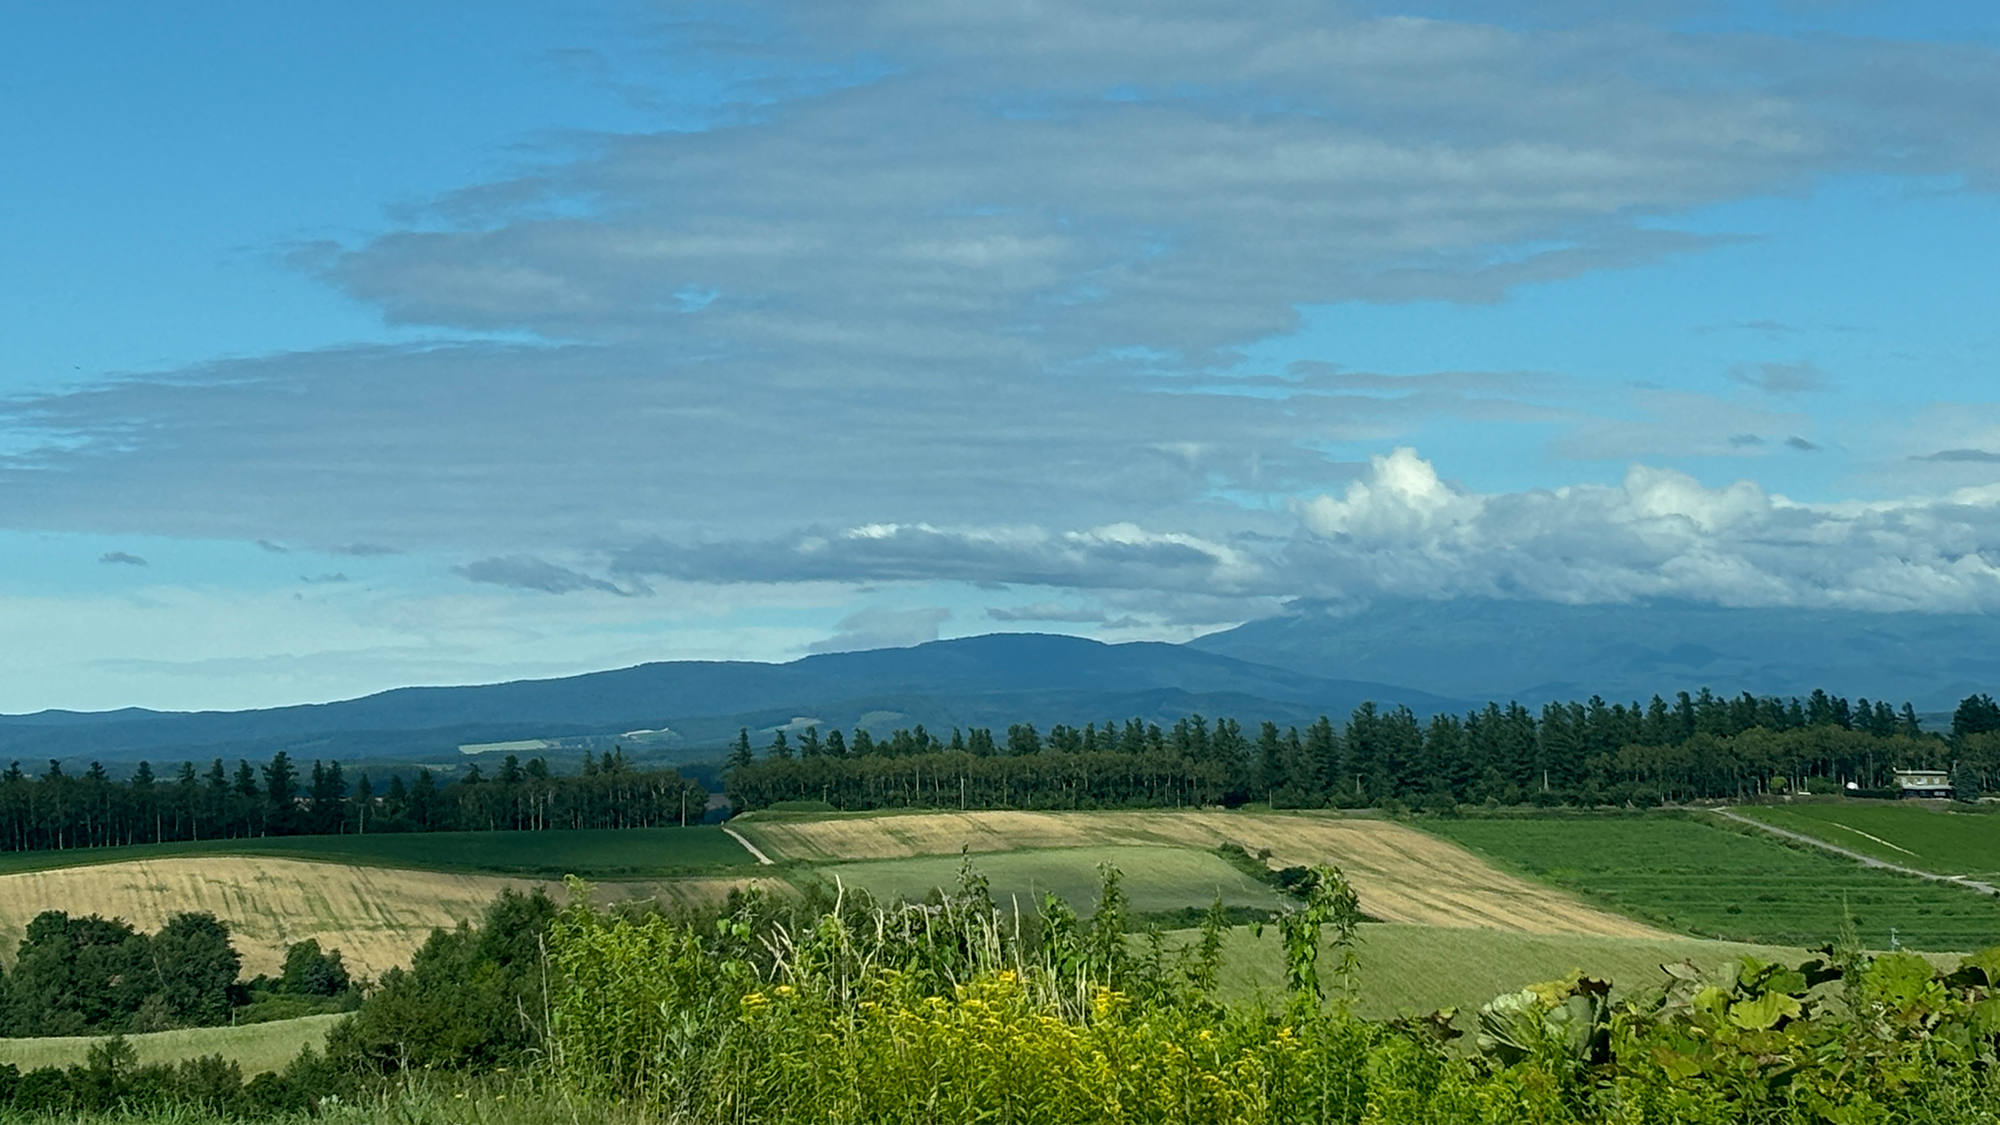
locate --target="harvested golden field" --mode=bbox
[0,855,777,978]
[0,857,540,978]
[738,810,1663,938]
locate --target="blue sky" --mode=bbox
[3,1,1999,710]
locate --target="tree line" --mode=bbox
[0,748,707,854]
[726,688,2000,812]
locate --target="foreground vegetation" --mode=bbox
[1426,812,2000,950]
[544,864,2000,1123]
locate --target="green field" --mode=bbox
[1424,814,2000,951]
[0,1013,341,1076]
[819,845,1285,918]
[1737,802,2000,879]
[0,826,760,878]
[1205,923,1803,1019]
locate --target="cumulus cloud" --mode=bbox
[452,555,640,596]
[98,551,147,566]
[1786,436,1821,451]
[807,606,952,653]
[1291,448,2000,611]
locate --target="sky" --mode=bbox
[3,0,2000,711]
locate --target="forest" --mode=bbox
[726,690,2000,812]
[0,749,706,854]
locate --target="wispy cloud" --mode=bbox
[1914,448,2000,463]
[986,602,1109,623]
[452,555,642,596]
[807,606,952,654]
[1728,361,1832,395]
[98,551,147,566]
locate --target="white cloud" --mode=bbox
[1291,448,2000,611]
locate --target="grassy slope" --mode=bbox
[818,846,1285,916]
[1737,802,2000,879]
[1204,923,1801,1019]
[1424,814,2000,952]
[0,1013,342,1076]
[0,826,759,879]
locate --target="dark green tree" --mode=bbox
[145,912,240,1027]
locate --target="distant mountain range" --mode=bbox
[1187,598,1998,713]
[0,634,1461,768]
[4,599,1993,770]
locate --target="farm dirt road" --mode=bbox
[738,810,1667,938]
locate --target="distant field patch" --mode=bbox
[0,1013,341,1076]
[0,826,757,879]
[1738,803,2000,879]
[820,846,1283,916]
[741,809,1661,937]
[1426,814,2000,951]
[1205,923,1804,1019]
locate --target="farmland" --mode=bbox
[1735,801,2000,879]
[1425,813,2000,951]
[739,808,1663,936]
[2,804,1994,1091]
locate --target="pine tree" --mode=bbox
[727,728,755,769]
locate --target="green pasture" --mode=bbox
[1203,923,1803,1019]
[1424,814,2000,951]
[0,826,759,879]
[816,845,1284,918]
[1737,802,2000,879]
[0,1013,341,1076]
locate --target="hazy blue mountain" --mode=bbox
[1186,598,2000,711]
[0,633,1464,767]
